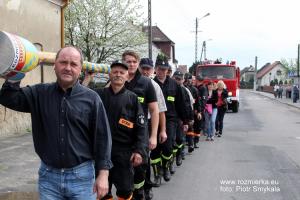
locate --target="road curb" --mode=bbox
[250,91,300,110]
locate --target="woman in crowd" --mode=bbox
[205,81,218,141]
[215,80,228,137]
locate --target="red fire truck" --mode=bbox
[196,60,240,113]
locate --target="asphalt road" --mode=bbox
[1,89,300,200]
[153,90,300,200]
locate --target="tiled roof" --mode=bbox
[256,61,281,79]
[143,26,174,44]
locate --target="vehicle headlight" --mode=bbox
[228,92,232,96]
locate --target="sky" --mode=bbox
[140,0,300,69]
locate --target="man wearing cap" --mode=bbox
[194,75,208,147]
[95,61,148,200]
[152,58,189,182]
[171,71,194,173]
[184,73,199,153]
[122,50,159,200]
[139,58,167,192]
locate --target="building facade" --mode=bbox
[0,0,67,137]
[256,61,287,87]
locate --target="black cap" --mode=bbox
[110,60,128,70]
[184,72,192,80]
[196,75,204,81]
[155,58,169,69]
[140,58,154,68]
[173,70,184,78]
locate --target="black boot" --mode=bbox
[144,188,153,200]
[163,167,171,182]
[133,188,145,200]
[151,163,161,187]
[176,153,182,166]
[169,156,176,175]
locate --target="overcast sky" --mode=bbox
[141,0,300,69]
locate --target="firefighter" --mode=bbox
[183,73,199,153]
[152,59,190,182]
[139,58,168,198]
[171,71,194,174]
[194,75,208,148]
[97,61,148,200]
[122,51,159,200]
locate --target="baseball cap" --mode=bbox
[173,70,184,78]
[155,58,170,69]
[184,72,192,80]
[110,60,128,70]
[140,58,154,68]
[196,75,204,81]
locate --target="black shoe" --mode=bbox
[145,188,153,200]
[152,175,161,187]
[188,146,194,153]
[133,188,145,200]
[176,154,182,166]
[163,168,171,182]
[194,143,199,148]
[169,162,175,175]
[181,150,186,160]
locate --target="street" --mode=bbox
[154,89,300,200]
[1,89,300,199]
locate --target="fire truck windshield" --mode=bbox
[198,66,235,79]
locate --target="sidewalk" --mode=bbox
[251,90,300,110]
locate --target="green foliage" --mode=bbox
[156,53,168,62]
[284,80,288,84]
[270,80,275,86]
[280,58,297,75]
[189,61,201,75]
[65,0,147,63]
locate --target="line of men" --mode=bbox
[0,46,209,200]
[82,50,211,200]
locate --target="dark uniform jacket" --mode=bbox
[185,84,199,112]
[181,86,194,121]
[154,76,189,122]
[197,84,208,114]
[96,86,148,159]
[125,70,157,118]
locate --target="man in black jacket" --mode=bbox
[96,61,148,200]
[184,73,199,152]
[152,59,190,182]
[172,71,193,172]
[194,75,208,147]
[122,50,159,200]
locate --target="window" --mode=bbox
[198,66,235,79]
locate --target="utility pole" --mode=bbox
[148,0,152,59]
[194,13,210,63]
[194,17,198,63]
[254,56,258,91]
[199,41,205,62]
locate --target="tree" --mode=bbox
[189,61,201,75]
[65,0,147,63]
[281,58,297,75]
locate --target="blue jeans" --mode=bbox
[210,108,218,137]
[38,161,96,200]
[205,108,218,138]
